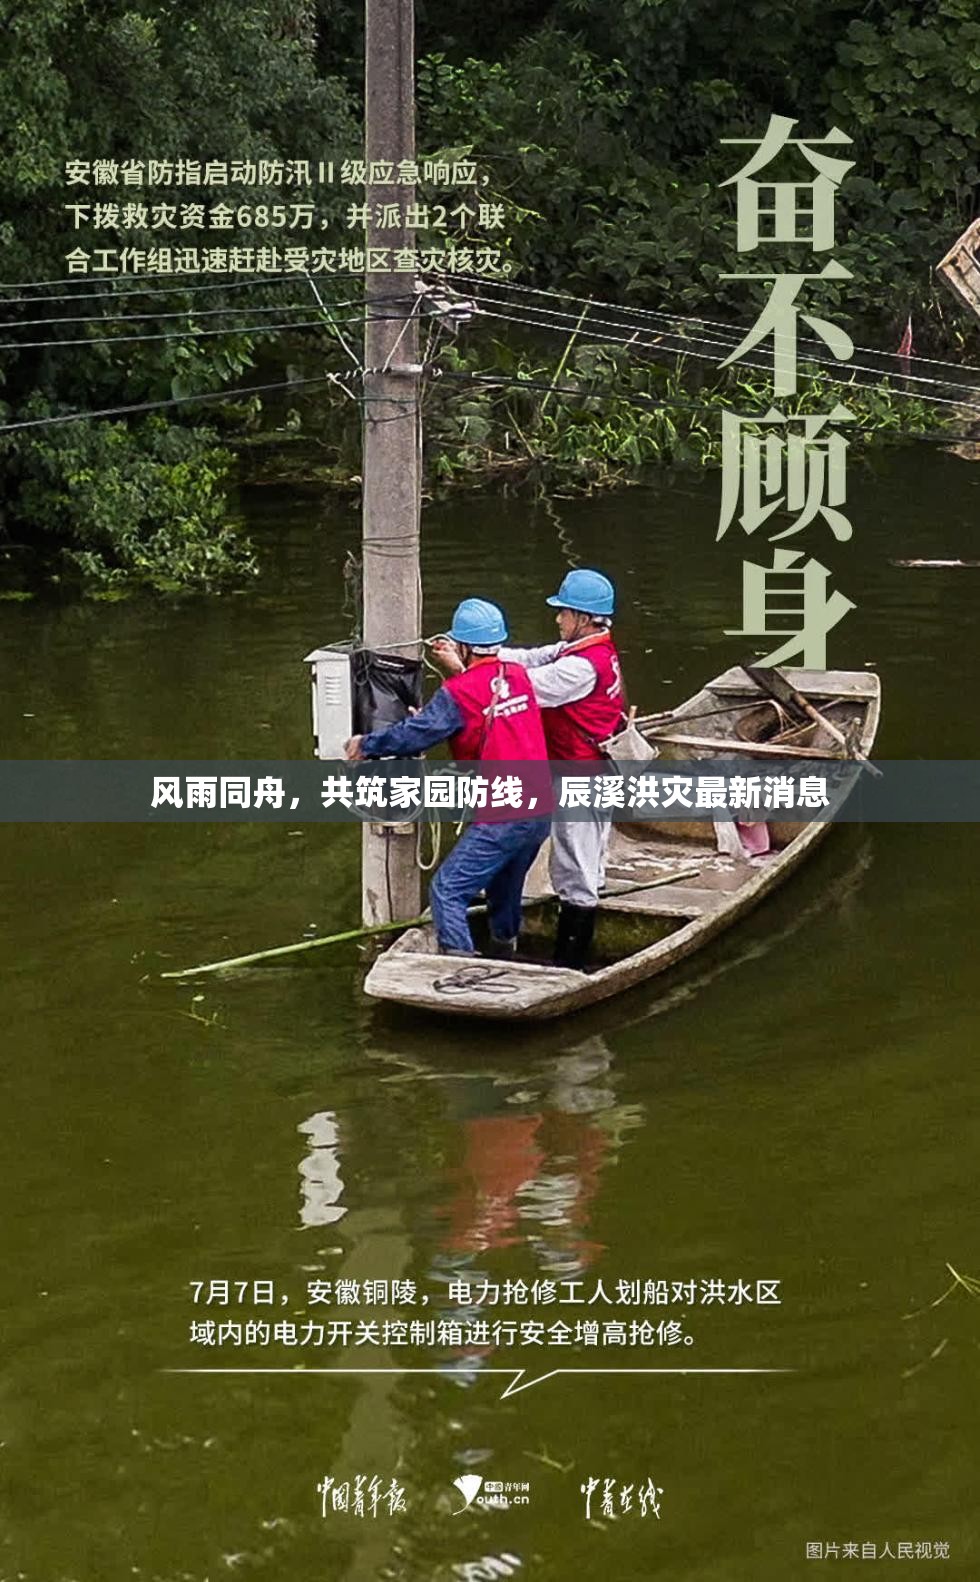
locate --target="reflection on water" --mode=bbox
[434,1039,640,1271]
[344,835,876,1417]
[423,1037,645,1396]
[298,1110,347,1227]
[2,454,979,1579]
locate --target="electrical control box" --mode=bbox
[303,643,425,759]
[304,645,354,760]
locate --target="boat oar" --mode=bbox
[741,664,882,779]
[160,870,702,980]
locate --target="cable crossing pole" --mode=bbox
[361,0,423,926]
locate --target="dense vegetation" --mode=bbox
[0,0,976,591]
[0,0,358,589]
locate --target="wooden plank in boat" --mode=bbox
[365,950,582,1015]
[363,666,880,1021]
[599,884,729,917]
[612,861,747,893]
[649,731,835,759]
[707,666,879,699]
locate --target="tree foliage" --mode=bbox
[1,1,975,591]
[413,1,980,342]
[0,0,357,589]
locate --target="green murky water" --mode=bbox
[2,449,979,1580]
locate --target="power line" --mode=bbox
[8,264,975,382]
[437,367,727,417]
[0,289,415,330]
[0,272,307,305]
[434,368,966,434]
[0,270,375,307]
[465,289,980,403]
[463,302,974,410]
[0,310,382,353]
[0,352,966,443]
[0,264,970,439]
[303,269,362,370]
[1,301,342,331]
[444,270,980,380]
[0,372,352,435]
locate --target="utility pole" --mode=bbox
[361,0,422,925]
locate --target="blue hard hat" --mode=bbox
[546,568,616,616]
[448,597,509,645]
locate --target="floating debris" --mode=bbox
[890,559,980,568]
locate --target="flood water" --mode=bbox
[2,447,979,1580]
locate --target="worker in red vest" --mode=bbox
[345,598,549,957]
[499,569,627,970]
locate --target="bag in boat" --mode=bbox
[600,707,658,775]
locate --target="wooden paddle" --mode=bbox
[741,665,882,778]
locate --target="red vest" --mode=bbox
[443,659,551,823]
[542,632,627,761]
[443,659,549,762]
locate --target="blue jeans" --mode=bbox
[429,819,550,954]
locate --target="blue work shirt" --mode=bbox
[360,685,463,758]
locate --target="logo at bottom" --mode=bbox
[452,1475,531,1513]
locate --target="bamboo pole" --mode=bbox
[159,870,702,980]
[160,916,423,978]
[540,298,591,416]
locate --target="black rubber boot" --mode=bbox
[553,903,597,971]
[486,936,518,960]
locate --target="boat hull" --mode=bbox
[363,667,881,1021]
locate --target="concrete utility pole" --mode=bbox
[361,0,422,925]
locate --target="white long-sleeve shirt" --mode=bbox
[498,641,598,708]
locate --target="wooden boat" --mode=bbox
[363,666,881,1021]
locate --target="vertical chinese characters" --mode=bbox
[718,115,857,667]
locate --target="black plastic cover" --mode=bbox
[350,647,424,737]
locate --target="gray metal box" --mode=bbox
[304,645,353,760]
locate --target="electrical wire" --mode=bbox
[0,311,375,353]
[361,402,423,426]
[464,290,980,403]
[7,262,973,383]
[0,305,428,355]
[442,269,980,378]
[0,266,373,294]
[437,367,721,417]
[0,377,423,437]
[0,265,970,436]
[433,370,972,438]
[0,298,375,331]
[0,271,316,305]
[0,372,353,435]
[381,291,424,373]
[416,809,442,873]
[459,303,975,411]
[303,270,363,369]
[3,361,965,442]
